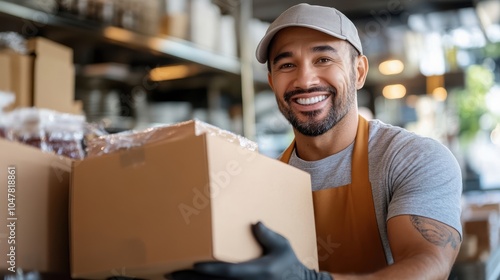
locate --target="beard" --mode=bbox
[277,70,357,137]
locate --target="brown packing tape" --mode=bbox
[119,146,146,168]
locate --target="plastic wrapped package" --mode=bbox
[4,108,86,159]
[45,112,86,159]
[86,119,258,157]
[82,121,110,150]
[5,108,48,150]
[0,91,16,138]
[0,32,28,54]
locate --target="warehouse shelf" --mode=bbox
[0,0,261,139]
[0,0,241,75]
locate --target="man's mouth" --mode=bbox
[295,95,328,105]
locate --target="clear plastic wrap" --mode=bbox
[0,32,28,54]
[86,119,258,157]
[45,111,86,159]
[4,108,86,159]
[6,108,48,150]
[0,91,16,138]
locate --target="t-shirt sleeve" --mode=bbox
[386,135,463,239]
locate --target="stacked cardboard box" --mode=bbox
[0,37,80,114]
[0,139,72,275]
[457,196,500,262]
[1,120,319,279]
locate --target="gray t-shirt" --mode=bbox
[288,119,463,264]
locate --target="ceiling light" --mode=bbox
[383,84,406,99]
[378,60,404,75]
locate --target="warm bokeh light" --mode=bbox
[378,60,404,75]
[149,65,191,81]
[431,87,448,101]
[383,84,407,99]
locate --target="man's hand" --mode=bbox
[167,221,332,280]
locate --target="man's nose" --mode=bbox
[293,65,320,89]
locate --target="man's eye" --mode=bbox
[317,57,332,63]
[279,63,294,69]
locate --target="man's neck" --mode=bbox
[293,111,359,161]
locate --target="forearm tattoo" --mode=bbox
[410,215,459,249]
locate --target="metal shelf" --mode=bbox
[0,0,241,75]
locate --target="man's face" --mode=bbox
[267,27,360,137]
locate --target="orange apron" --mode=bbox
[279,116,387,274]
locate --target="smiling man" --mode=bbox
[169,3,463,280]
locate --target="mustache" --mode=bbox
[283,86,336,102]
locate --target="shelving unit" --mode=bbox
[0,0,260,139]
[0,1,241,74]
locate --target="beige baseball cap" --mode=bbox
[255,3,363,63]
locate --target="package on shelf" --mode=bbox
[458,192,500,262]
[190,0,221,51]
[28,37,79,114]
[216,14,237,57]
[70,119,318,279]
[1,107,86,160]
[141,0,162,35]
[0,32,32,110]
[159,0,189,39]
[0,33,80,115]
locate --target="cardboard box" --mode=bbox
[462,210,500,262]
[0,138,72,275]
[0,37,77,114]
[70,122,318,279]
[0,50,33,110]
[159,13,189,40]
[28,37,76,115]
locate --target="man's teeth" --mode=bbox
[296,95,327,105]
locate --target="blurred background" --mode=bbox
[0,0,500,277]
[0,0,500,190]
[1,0,499,189]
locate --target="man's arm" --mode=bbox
[333,215,461,280]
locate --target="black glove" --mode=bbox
[167,221,332,280]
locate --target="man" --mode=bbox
[170,3,462,280]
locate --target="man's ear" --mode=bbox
[356,55,369,89]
